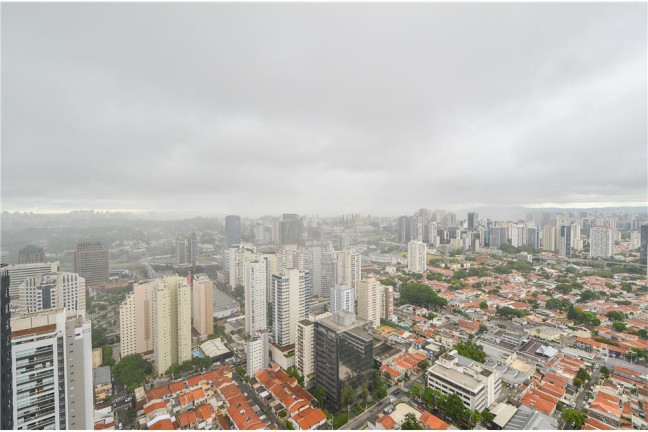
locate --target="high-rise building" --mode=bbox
[245,260,267,334]
[590,226,615,258]
[1,266,12,430]
[382,285,395,322]
[303,240,336,299]
[397,216,411,244]
[74,242,109,290]
[408,240,427,273]
[228,243,256,288]
[11,309,93,429]
[189,234,200,266]
[153,276,192,374]
[17,245,45,264]
[330,284,355,314]
[510,224,527,248]
[280,214,304,245]
[176,238,189,266]
[410,216,424,242]
[467,212,478,231]
[296,319,315,385]
[542,226,557,252]
[314,311,373,408]
[225,215,242,247]
[357,277,382,327]
[5,261,60,300]
[571,223,582,250]
[640,224,648,265]
[192,274,213,338]
[558,226,571,258]
[119,280,156,357]
[336,247,361,290]
[17,272,86,315]
[526,226,540,250]
[246,331,269,377]
[488,227,508,248]
[272,269,309,346]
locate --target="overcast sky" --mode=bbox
[2,2,646,217]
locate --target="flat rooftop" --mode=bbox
[428,363,485,392]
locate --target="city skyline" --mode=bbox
[2,2,646,216]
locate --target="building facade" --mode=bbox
[192,273,213,338]
[272,269,310,346]
[17,272,86,315]
[590,226,615,258]
[17,245,45,265]
[153,276,192,374]
[246,331,269,377]
[330,284,355,314]
[119,280,155,357]
[244,260,267,334]
[357,277,382,328]
[336,247,361,290]
[225,215,242,247]
[74,242,109,290]
[5,261,60,301]
[407,240,427,273]
[1,265,12,430]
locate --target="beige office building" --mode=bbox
[192,273,213,338]
[153,275,192,374]
[119,280,156,357]
[336,247,361,290]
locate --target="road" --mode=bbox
[574,363,602,412]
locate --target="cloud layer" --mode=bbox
[2,3,646,217]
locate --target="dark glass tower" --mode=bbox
[1,264,13,429]
[225,215,242,246]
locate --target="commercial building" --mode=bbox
[489,227,508,249]
[246,331,269,377]
[192,274,213,338]
[558,226,571,258]
[225,215,242,247]
[244,259,267,334]
[314,311,374,408]
[74,242,109,290]
[280,214,304,245]
[590,226,615,258]
[542,226,557,252]
[153,275,192,374]
[527,226,540,250]
[17,245,45,264]
[176,238,189,267]
[467,212,478,231]
[357,277,383,327]
[5,261,60,301]
[336,247,361,290]
[11,308,93,430]
[273,269,310,346]
[639,224,647,265]
[510,225,527,248]
[426,350,501,412]
[330,284,355,314]
[407,240,427,273]
[119,280,155,357]
[382,285,395,322]
[1,266,12,430]
[398,216,411,244]
[17,272,86,314]
[303,240,336,299]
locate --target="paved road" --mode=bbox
[574,364,602,412]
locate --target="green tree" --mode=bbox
[606,311,626,322]
[113,354,152,391]
[576,367,591,382]
[638,329,648,339]
[444,393,468,423]
[600,366,610,378]
[479,324,488,333]
[332,413,349,429]
[454,340,486,363]
[101,345,115,367]
[562,409,585,430]
[411,385,422,400]
[314,386,326,407]
[479,300,488,310]
[92,325,108,348]
[481,410,495,424]
[341,384,355,409]
[612,321,626,332]
[400,413,423,430]
[545,298,561,310]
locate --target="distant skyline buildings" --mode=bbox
[73,241,109,290]
[225,215,242,247]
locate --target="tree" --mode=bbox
[113,354,152,391]
[562,409,585,430]
[401,413,423,430]
[454,340,486,363]
[573,377,583,387]
[314,386,326,407]
[332,413,349,429]
[606,311,626,322]
[411,385,422,400]
[444,393,467,423]
[612,321,626,332]
[101,345,115,367]
[479,324,488,333]
[417,360,430,370]
[638,329,648,339]
[341,384,355,409]
[576,367,591,382]
[600,366,610,378]
[479,300,488,310]
[545,298,561,310]
[481,410,495,425]
[92,325,108,348]
[361,382,370,405]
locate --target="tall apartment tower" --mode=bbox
[225,215,242,247]
[558,226,572,258]
[176,238,189,266]
[542,226,557,252]
[357,277,383,328]
[571,223,583,250]
[336,247,361,290]
[314,311,373,408]
[1,266,12,430]
[590,226,615,258]
[74,242,109,290]
[11,309,93,430]
[280,214,304,245]
[153,275,192,374]
[272,269,310,346]
[246,331,269,377]
[119,280,156,357]
[511,224,527,248]
[17,245,45,264]
[397,216,411,244]
[330,284,355,314]
[189,233,200,266]
[467,212,478,231]
[640,224,648,265]
[382,285,395,321]
[527,226,540,250]
[488,227,508,249]
[5,261,60,301]
[296,319,315,385]
[245,259,268,334]
[17,272,86,315]
[408,240,427,273]
[304,240,336,299]
[192,274,213,338]
[228,243,257,288]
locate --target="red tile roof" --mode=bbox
[292,407,326,430]
[376,415,397,430]
[419,411,449,430]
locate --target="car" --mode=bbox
[118,423,123,430]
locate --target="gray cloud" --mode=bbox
[2,2,646,217]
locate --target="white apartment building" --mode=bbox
[5,261,60,300]
[192,273,213,338]
[153,275,192,374]
[245,259,267,334]
[590,226,615,258]
[510,224,527,248]
[357,277,382,327]
[542,226,557,252]
[246,331,269,377]
[408,240,427,273]
[228,243,257,288]
[273,269,309,346]
[426,350,501,412]
[336,247,361,290]
[119,280,155,357]
[382,285,395,322]
[17,272,85,315]
[330,284,355,314]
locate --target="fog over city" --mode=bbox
[2,2,646,217]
